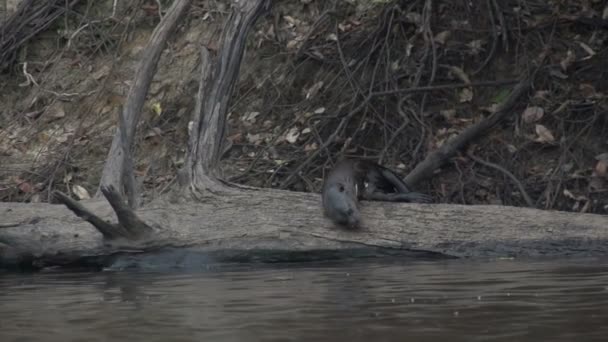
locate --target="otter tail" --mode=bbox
[371,163,433,203]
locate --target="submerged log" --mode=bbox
[2,189,608,268]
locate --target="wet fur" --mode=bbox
[322,159,432,228]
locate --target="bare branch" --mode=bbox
[404,72,537,187]
[97,0,192,197]
[53,191,128,239]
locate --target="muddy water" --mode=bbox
[1,258,608,341]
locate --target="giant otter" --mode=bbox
[322,159,432,228]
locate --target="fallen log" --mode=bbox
[2,189,608,268]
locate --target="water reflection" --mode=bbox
[1,258,608,341]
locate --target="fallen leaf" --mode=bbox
[459,88,473,103]
[313,107,326,114]
[447,66,470,84]
[151,102,162,116]
[246,133,263,145]
[535,124,555,143]
[285,127,300,144]
[560,50,575,71]
[92,65,111,80]
[145,127,163,138]
[242,111,260,123]
[434,31,451,45]
[286,39,299,50]
[306,82,324,99]
[304,142,318,151]
[326,33,338,41]
[283,15,297,27]
[467,40,484,55]
[440,109,456,121]
[72,185,91,200]
[522,106,544,123]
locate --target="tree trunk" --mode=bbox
[98,0,192,201]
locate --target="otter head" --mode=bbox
[323,182,361,229]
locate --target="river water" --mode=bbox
[1,257,608,341]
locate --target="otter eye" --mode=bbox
[338,184,345,192]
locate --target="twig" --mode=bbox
[467,151,535,207]
[280,78,519,188]
[403,68,541,187]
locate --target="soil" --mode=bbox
[1,0,607,215]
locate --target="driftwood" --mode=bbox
[1,1,608,269]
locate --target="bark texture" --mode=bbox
[2,190,608,267]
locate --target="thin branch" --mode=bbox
[468,151,535,207]
[403,69,541,187]
[53,191,129,239]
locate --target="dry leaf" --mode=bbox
[434,31,451,45]
[560,50,575,71]
[467,40,483,55]
[283,15,297,27]
[304,142,318,151]
[286,39,299,50]
[522,106,544,124]
[92,65,110,80]
[151,102,162,116]
[306,82,324,99]
[246,133,263,145]
[285,127,300,144]
[448,66,470,84]
[242,111,260,123]
[535,124,555,143]
[459,88,473,103]
[72,185,91,200]
[326,33,338,41]
[440,109,456,121]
